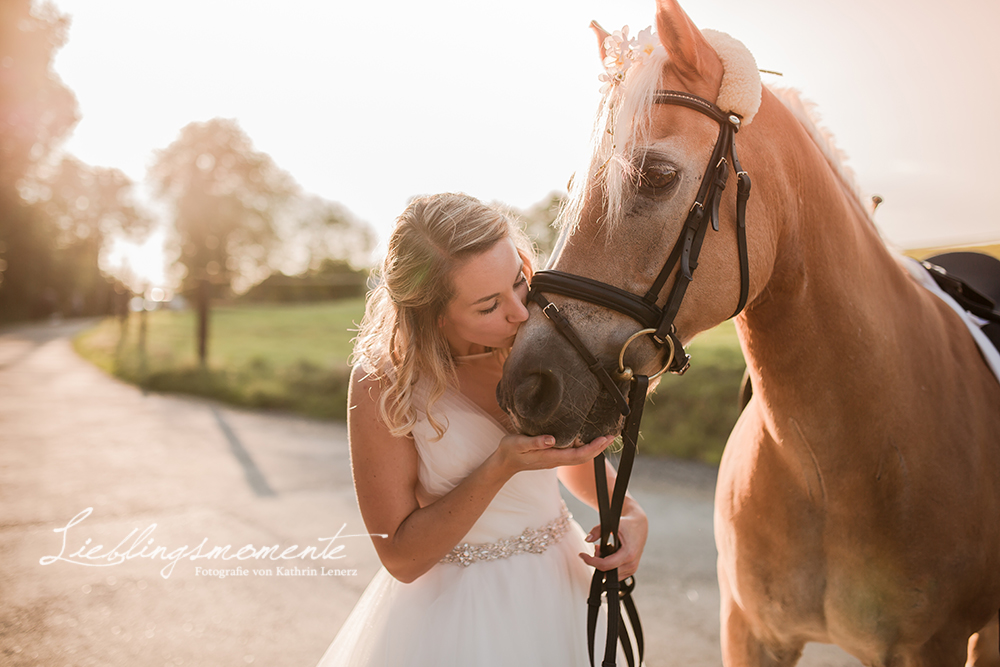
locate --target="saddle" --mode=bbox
[923,251,1000,354]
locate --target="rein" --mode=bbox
[527,90,752,667]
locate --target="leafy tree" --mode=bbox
[149,118,296,363]
[25,157,153,313]
[0,0,79,321]
[273,193,376,274]
[41,157,152,248]
[0,1,77,190]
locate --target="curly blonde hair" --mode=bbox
[351,193,535,438]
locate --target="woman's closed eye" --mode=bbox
[478,273,528,315]
[478,301,500,315]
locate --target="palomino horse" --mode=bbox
[497,0,1000,664]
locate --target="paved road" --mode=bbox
[0,319,860,666]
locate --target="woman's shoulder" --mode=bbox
[348,362,437,436]
[349,362,393,407]
[350,361,383,385]
[350,352,401,385]
[347,364,421,450]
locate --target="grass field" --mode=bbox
[74,300,746,463]
[74,300,365,421]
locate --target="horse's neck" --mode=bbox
[733,116,1000,499]
[738,117,931,447]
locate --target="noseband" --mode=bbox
[526,90,752,667]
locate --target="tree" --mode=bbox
[272,193,377,275]
[32,156,153,313]
[149,118,296,364]
[0,0,79,321]
[0,1,77,191]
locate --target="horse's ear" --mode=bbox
[655,0,721,80]
[590,20,611,62]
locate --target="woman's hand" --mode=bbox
[492,433,614,478]
[580,497,648,580]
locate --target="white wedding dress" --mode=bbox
[315,370,618,666]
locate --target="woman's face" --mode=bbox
[440,236,530,356]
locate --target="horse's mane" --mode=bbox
[768,85,873,221]
[557,47,672,236]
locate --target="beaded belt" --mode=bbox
[441,504,572,567]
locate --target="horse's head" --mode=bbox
[498,0,776,446]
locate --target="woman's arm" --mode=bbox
[349,365,612,583]
[557,457,648,580]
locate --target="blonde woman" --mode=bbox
[316,193,648,666]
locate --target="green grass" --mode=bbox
[74,300,366,421]
[74,300,748,464]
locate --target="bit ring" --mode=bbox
[617,328,676,381]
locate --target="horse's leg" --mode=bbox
[719,562,804,667]
[967,613,1000,667]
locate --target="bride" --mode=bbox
[316,192,648,666]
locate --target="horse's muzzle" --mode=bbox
[498,321,623,447]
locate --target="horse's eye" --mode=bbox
[640,169,677,192]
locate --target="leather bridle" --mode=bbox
[526,90,753,667]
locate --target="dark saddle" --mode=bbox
[923,251,1000,353]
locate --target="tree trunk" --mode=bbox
[138,302,148,377]
[197,278,210,366]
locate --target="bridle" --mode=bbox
[526,89,752,667]
[531,89,751,390]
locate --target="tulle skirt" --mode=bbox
[315,520,621,667]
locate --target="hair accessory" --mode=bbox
[596,25,763,127]
[598,26,665,94]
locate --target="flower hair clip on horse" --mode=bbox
[596,25,665,93]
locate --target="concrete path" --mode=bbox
[0,319,860,666]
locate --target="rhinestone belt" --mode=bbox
[441,504,572,567]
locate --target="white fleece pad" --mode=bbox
[902,256,1000,386]
[702,29,761,126]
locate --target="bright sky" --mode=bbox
[50,0,1000,288]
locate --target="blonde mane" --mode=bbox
[768,84,873,221]
[558,47,672,236]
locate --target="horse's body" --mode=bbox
[715,88,1000,667]
[498,1,1000,664]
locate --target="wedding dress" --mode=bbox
[315,360,617,666]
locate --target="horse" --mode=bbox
[496,1,1000,664]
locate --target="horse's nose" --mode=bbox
[511,368,564,426]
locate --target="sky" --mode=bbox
[49,0,1000,288]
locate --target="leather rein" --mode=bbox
[527,90,752,667]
